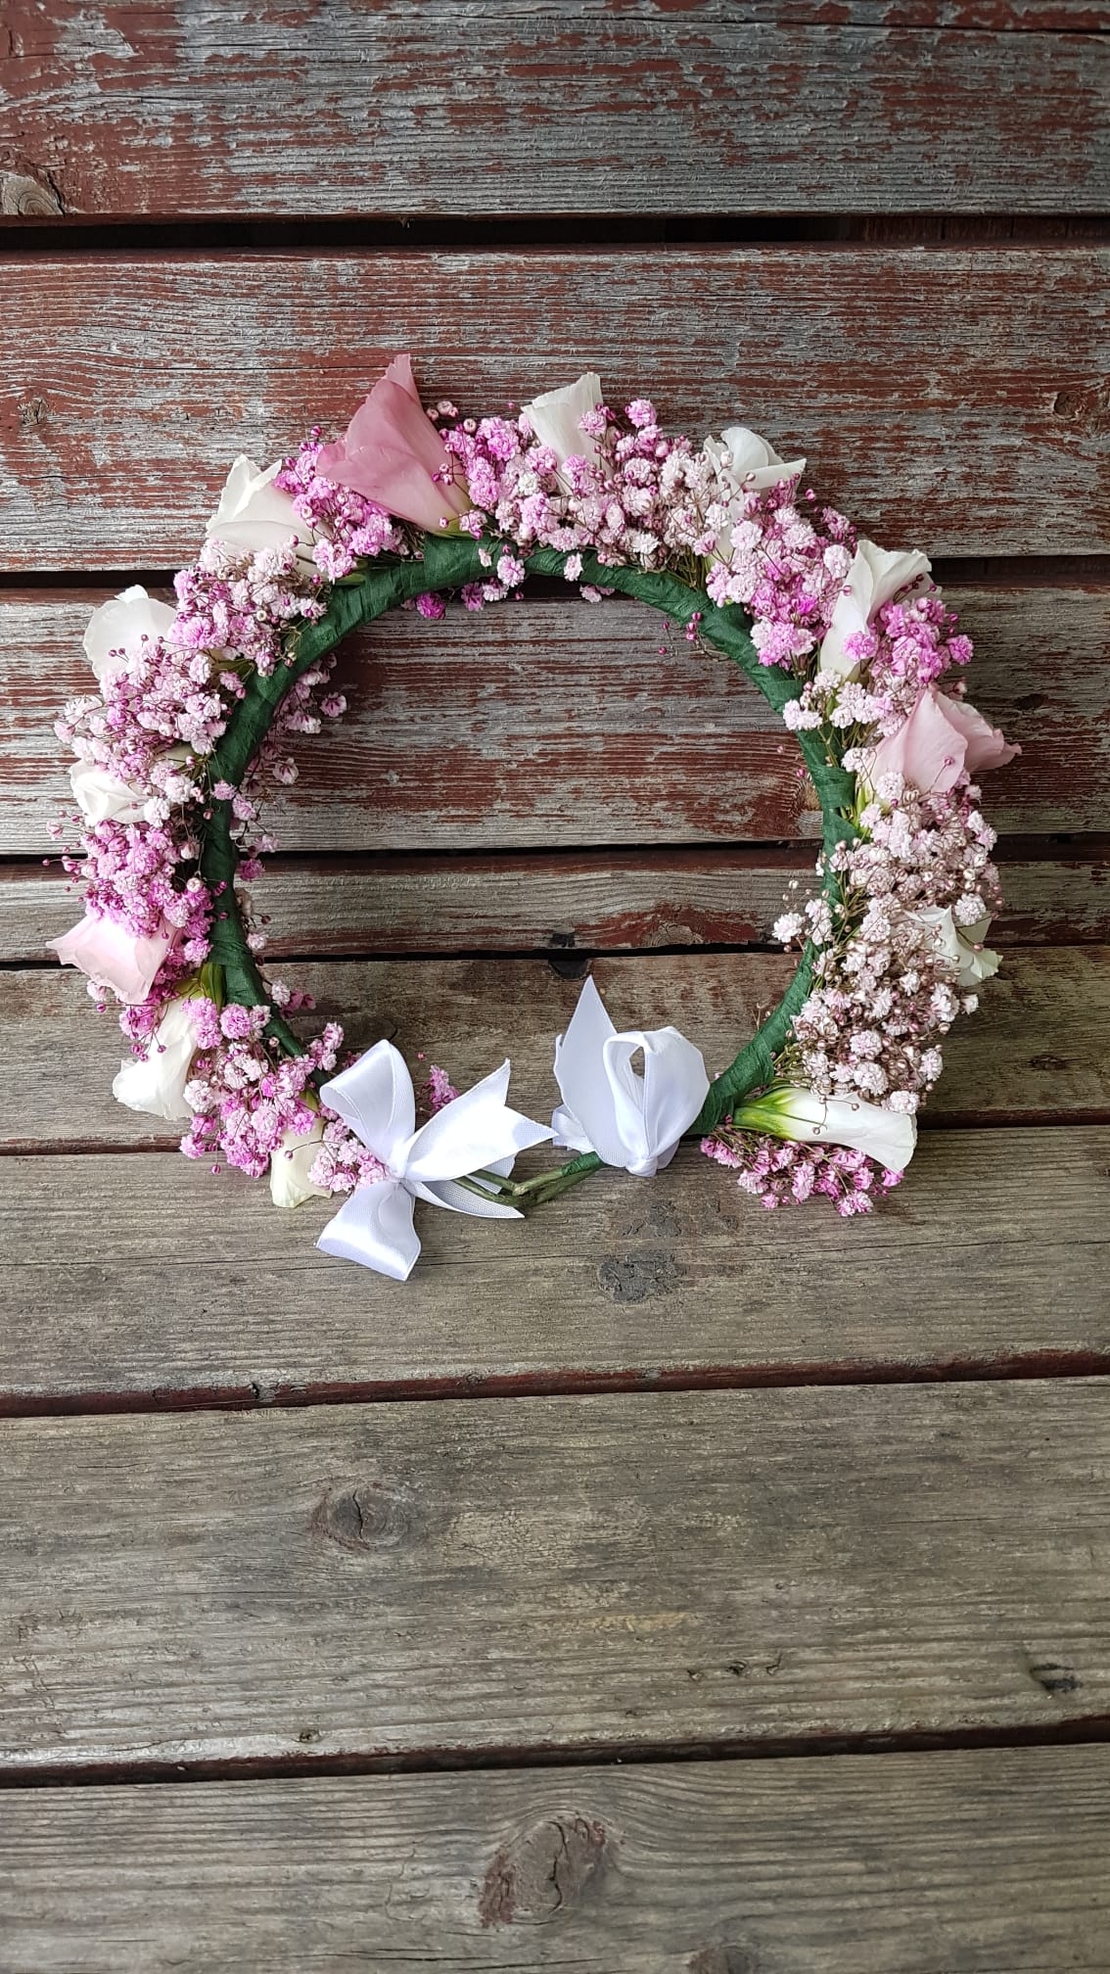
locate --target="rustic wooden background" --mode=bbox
[1,3,1109,1967]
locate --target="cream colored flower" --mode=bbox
[819,538,932,679]
[914,906,1000,988]
[269,1119,328,1208]
[69,762,146,824]
[733,1083,917,1172]
[206,457,316,564]
[112,1000,198,1121]
[522,373,603,467]
[704,425,805,494]
[83,586,177,685]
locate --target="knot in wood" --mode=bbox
[597,1247,683,1303]
[688,1948,759,1974]
[478,1813,612,1927]
[1,169,63,216]
[311,1478,416,1553]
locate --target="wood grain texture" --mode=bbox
[0,1127,1106,1407]
[3,587,1106,852]
[2,6,1106,219]
[4,949,1108,1157]
[3,251,1107,567]
[4,1750,1110,1971]
[2,1380,1110,1770]
[6,849,1108,962]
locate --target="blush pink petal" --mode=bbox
[48,911,173,1004]
[869,686,1018,795]
[317,354,470,532]
[934,688,1021,774]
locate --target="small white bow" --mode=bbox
[317,1040,552,1281]
[551,977,710,1178]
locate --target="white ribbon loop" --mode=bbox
[316,1040,552,1281]
[552,978,710,1178]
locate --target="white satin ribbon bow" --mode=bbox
[552,977,710,1178]
[317,1040,552,1281]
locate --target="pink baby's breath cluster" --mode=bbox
[180,999,343,1179]
[702,1127,904,1217]
[777,777,1000,1115]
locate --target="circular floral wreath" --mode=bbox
[51,357,1017,1280]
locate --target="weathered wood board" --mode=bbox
[2,1382,1108,1771]
[0,1129,1106,1407]
[2,6,1106,219]
[4,850,1110,962]
[4,251,1107,566]
[4,1748,1110,1971]
[4,950,1108,1157]
[3,587,1107,851]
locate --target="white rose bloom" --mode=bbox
[269,1119,328,1208]
[818,537,932,679]
[704,425,805,494]
[522,373,603,467]
[112,1000,198,1122]
[734,1083,917,1173]
[84,585,177,686]
[69,762,146,824]
[205,456,316,565]
[914,906,1000,988]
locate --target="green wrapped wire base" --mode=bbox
[198,535,859,1206]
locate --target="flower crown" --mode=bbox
[51,356,1017,1281]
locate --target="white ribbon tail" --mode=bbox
[403,1059,552,1190]
[413,1177,524,1220]
[551,978,629,1167]
[317,1177,421,1282]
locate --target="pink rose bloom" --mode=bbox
[867,686,1019,795]
[317,355,470,532]
[49,911,173,1005]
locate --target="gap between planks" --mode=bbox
[3,218,1110,255]
[4,1714,1110,1794]
[4,844,1109,963]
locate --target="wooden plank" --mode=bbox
[6,848,1108,962]
[4,1750,1110,1972]
[2,9,1105,221]
[3,949,1108,1158]
[3,251,1106,567]
[3,587,1107,851]
[0,1127,1106,1408]
[2,1380,1109,1770]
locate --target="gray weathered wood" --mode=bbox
[4,950,1108,1156]
[3,849,1109,963]
[4,1748,1110,1970]
[3,7,1106,219]
[2,587,1105,851]
[4,252,1107,567]
[2,1380,1109,1770]
[0,1128,1106,1406]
